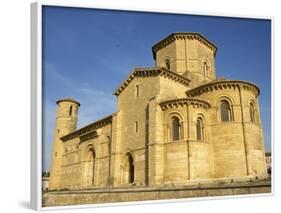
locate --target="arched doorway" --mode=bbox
[127,153,134,184]
[83,147,96,187]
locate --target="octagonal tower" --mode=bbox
[152,32,217,88]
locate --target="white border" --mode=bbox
[37,0,273,20]
[31,2,42,210]
[30,0,274,211]
[271,15,275,197]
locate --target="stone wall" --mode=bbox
[116,74,190,187]
[117,75,160,187]
[186,82,266,178]
[43,179,271,207]
[52,122,112,190]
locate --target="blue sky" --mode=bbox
[42,6,271,171]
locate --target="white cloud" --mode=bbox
[76,87,116,128]
[44,62,72,87]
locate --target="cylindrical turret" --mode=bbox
[49,98,80,190]
[56,98,80,135]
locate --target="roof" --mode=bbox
[56,97,80,106]
[113,67,190,96]
[60,114,113,142]
[152,32,217,59]
[186,79,260,97]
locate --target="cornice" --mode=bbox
[159,98,211,111]
[79,131,98,143]
[114,67,190,96]
[61,115,112,142]
[56,97,80,106]
[186,80,260,97]
[152,32,217,59]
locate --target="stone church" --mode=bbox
[49,32,267,190]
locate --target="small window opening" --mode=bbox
[250,103,255,123]
[135,121,138,133]
[69,105,73,116]
[203,62,209,77]
[165,59,170,70]
[135,85,139,98]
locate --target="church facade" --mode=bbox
[49,32,267,190]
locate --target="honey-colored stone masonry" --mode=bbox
[48,32,269,205]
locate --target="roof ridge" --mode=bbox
[152,32,217,59]
[113,67,190,96]
[61,114,113,142]
[186,79,260,97]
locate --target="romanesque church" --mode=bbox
[49,32,267,190]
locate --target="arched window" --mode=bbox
[250,102,255,122]
[165,59,170,70]
[220,100,232,122]
[203,61,209,77]
[127,153,134,184]
[196,117,204,141]
[172,117,181,141]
